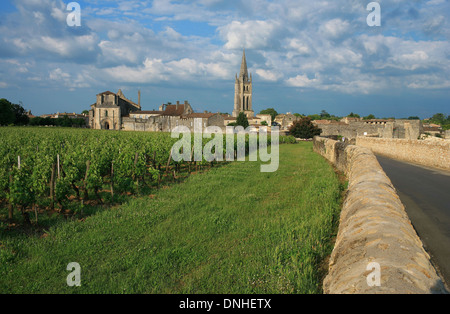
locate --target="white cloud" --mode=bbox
[328,48,363,67]
[218,20,282,49]
[287,38,312,57]
[286,74,320,88]
[49,67,93,90]
[50,6,66,22]
[426,0,445,5]
[49,68,70,81]
[320,18,350,39]
[255,69,282,82]
[102,56,233,84]
[39,34,98,58]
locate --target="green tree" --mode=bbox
[259,108,278,122]
[12,103,29,125]
[0,98,29,125]
[408,116,420,120]
[347,112,360,118]
[320,110,331,119]
[0,98,15,125]
[56,115,73,127]
[236,112,249,129]
[75,118,87,127]
[29,117,43,126]
[43,117,54,126]
[307,114,321,121]
[363,114,376,120]
[288,117,321,139]
[430,113,446,125]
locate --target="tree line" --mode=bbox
[0,98,87,128]
[0,98,30,126]
[260,107,449,126]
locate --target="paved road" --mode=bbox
[376,155,450,290]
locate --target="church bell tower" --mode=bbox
[232,49,254,118]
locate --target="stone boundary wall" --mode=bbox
[445,130,450,139]
[356,137,450,171]
[313,137,447,294]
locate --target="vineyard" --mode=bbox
[0,127,293,226]
[0,141,342,294]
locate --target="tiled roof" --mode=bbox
[133,111,163,115]
[313,120,333,124]
[98,91,116,95]
[364,119,390,122]
[161,105,186,116]
[184,113,216,119]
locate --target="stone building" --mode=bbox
[88,90,226,132]
[423,123,442,137]
[223,115,237,126]
[89,90,141,130]
[256,114,272,126]
[232,50,254,119]
[122,101,224,133]
[275,113,301,130]
[314,118,423,140]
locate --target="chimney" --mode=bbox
[138,90,141,107]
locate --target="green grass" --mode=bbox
[0,143,342,294]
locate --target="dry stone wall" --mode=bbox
[356,137,450,171]
[313,137,447,294]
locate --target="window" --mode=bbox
[105,110,108,117]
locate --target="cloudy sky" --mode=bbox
[0,0,449,118]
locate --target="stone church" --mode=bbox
[88,89,141,130]
[232,49,255,118]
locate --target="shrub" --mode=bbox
[288,117,321,139]
[280,135,297,144]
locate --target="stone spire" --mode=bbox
[233,48,254,118]
[239,49,249,81]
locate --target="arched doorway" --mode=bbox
[104,122,110,130]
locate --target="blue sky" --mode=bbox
[0,0,449,118]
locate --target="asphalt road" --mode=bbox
[376,155,450,290]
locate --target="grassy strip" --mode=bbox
[0,143,342,294]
